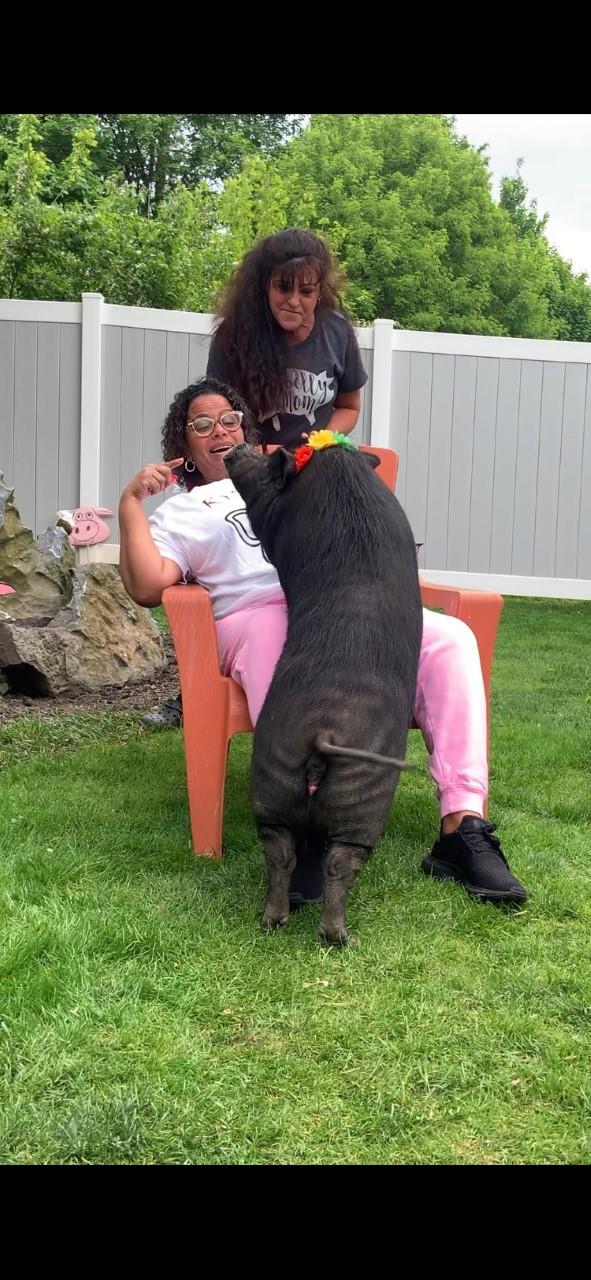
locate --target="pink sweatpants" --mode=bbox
[215,595,487,820]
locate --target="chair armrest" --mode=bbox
[419,580,504,696]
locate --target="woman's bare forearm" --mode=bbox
[118,496,179,605]
[118,457,184,605]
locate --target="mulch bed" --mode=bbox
[0,635,179,725]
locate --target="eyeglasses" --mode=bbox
[186,410,243,438]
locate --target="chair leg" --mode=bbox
[163,584,234,858]
[181,709,230,858]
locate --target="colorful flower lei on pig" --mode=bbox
[293,429,358,473]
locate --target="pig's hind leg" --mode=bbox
[318,842,371,947]
[258,824,298,930]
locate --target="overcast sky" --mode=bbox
[451,114,591,280]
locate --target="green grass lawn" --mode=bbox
[0,597,590,1164]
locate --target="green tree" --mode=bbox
[0,116,224,307]
[0,114,61,298]
[0,114,304,216]
[500,163,591,340]
[2,111,589,337]
[499,162,549,238]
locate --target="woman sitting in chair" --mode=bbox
[118,375,527,908]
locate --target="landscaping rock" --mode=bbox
[0,563,166,697]
[0,482,75,623]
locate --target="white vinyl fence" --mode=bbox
[1,294,590,599]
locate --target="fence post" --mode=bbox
[369,317,394,448]
[79,292,104,507]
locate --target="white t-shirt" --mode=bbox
[148,478,282,620]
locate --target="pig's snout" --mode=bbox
[72,521,98,543]
[225,442,252,467]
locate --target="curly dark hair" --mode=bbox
[161,375,259,487]
[212,228,351,418]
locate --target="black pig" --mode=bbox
[224,442,422,945]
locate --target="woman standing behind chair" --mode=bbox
[206,227,367,449]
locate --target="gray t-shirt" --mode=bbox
[207,308,368,450]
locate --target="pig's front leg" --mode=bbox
[258,824,298,930]
[318,842,371,946]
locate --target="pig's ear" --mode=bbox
[267,447,297,491]
[361,451,380,471]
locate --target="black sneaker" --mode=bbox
[288,837,326,910]
[141,694,182,729]
[422,816,528,904]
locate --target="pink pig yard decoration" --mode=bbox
[69,507,113,547]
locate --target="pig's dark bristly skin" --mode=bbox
[224,442,423,946]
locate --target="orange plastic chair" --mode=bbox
[163,447,503,856]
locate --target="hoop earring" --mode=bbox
[184,459,196,473]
